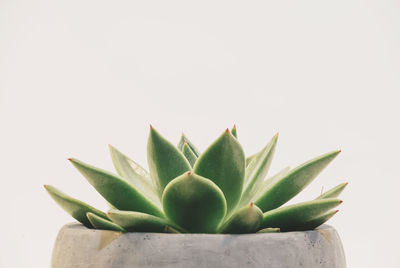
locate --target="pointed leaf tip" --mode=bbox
[193,129,245,214]
[233,124,237,129]
[150,124,153,129]
[225,128,229,133]
[43,184,47,189]
[339,200,343,204]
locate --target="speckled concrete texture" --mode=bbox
[51,223,346,268]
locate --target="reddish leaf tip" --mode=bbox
[67,158,72,161]
[43,184,47,189]
[335,210,339,213]
[345,182,349,185]
[150,124,153,129]
[233,124,237,129]
[187,171,192,176]
[275,132,279,136]
[249,202,254,207]
[338,149,342,153]
[339,200,343,204]
[225,128,229,133]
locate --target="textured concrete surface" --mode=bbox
[51,223,346,268]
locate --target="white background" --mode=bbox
[1,0,399,267]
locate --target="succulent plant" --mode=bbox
[45,126,347,234]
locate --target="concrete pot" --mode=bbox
[51,223,346,268]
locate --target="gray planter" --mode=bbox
[51,223,346,268]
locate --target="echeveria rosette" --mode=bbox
[44,126,347,234]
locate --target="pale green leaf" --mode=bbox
[86,212,125,232]
[148,127,191,197]
[182,143,197,167]
[107,210,172,233]
[261,198,342,231]
[177,133,200,157]
[255,150,341,212]
[44,185,107,228]
[69,158,164,218]
[252,166,291,202]
[316,182,348,199]
[109,145,160,206]
[238,134,278,209]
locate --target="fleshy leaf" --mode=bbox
[182,143,197,167]
[148,127,191,196]
[231,124,237,139]
[162,172,227,233]
[261,198,342,231]
[255,150,341,212]
[193,129,245,214]
[245,152,258,167]
[44,185,107,228]
[293,210,339,231]
[107,210,173,233]
[218,203,263,234]
[252,167,291,202]
[69,158,164,218]
[257,227,280,233]
[109,145,160,206]
[238,134,278,209]
[177,133,200,157]
[316,182,348,199]
[164,226,181,233]
[86,212,125,232]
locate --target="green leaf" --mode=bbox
[261,198,342,231]
[257,227,280,233]
[255,150,341,212]
[231,125,237,139]
[252,166,291,202]
[177,133,200,157]
[218,203,263,234]
[148,127,191,196]
[292,210,339,231]
[107,210,172,233]
[162,172,227,233]
[238,134,278,209]
[164,226,181,233]
[246,153,258,167]
[44,185,107,228]
[193,129,245,214]
[86,212,126,232]
[316,182,348,199]
[182,143,198,167]
[69,158,164,218]
[109,145,160,206]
